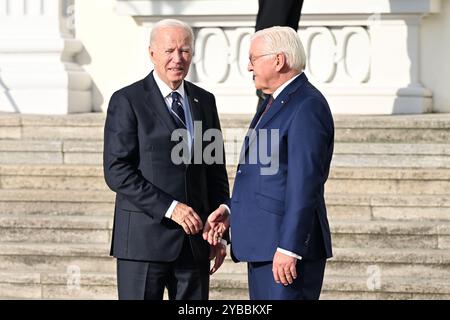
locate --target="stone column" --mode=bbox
[0,0,91,114]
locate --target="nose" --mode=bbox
[172,50,183,63]
[248,61,254,72]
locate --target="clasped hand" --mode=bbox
[202,205,230,245]
[171,203,228,274]
[171,203,203,234]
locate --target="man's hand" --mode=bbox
[272,251,298,286]
[209,242,227,275]
[171,203,203,235]
[203,205,230,245]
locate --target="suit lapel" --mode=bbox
[238,97,271,164]
[257,73,308,130]
[184,82,202,124]
[184,82,202,163]
[143,72,177,134]
[241,73,309,158]
[249,100,268,130]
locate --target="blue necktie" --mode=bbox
[171,92,186,128]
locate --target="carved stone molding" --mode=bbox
[111,0,442,114]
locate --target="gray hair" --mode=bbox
[251,26,306,72]
[149,19,194,49]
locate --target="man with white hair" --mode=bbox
[104,19,229,300]
[204,26,334,300]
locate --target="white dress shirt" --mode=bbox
[152,71,194,219]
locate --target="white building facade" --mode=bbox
[0,0,449,115]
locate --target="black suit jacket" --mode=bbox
[103,71,229,263]
[255,0,304,31]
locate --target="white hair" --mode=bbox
[251,26,306,72]
[149,19,194,49]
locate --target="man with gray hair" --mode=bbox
[104,19,229,300]
[204,26,334,300]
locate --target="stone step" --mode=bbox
[3,113,450,143]
[0,113,21,140]
[0,243,115,273]
[335,143,450,156]
[332,143,450,168]
[221,248,450,280]
[0,243,244,274]
[1,242,449,277]
[224,142,450,167]
[229,166,450,195]
[224,140,450,156]
[0,215,112,244]
[3,165,450,195]
[221,114,450,143]
[0,140,102,165]
[3,135,450,165]
[1,243,449,299]
[227,248,450,279]
[333,114,450,143]
[0,200,113,217]
[1,212,448,249]
[333,247,450,265]
[0,270,249,300]
[327,169,450,195]
[0,164,107,190]
[0,140,63,164]
[3,139,450,166]
[0,113,105,141]
[2,269,448,299]
[321,275,450,299]
[7,189,450,207]
[0,189,114,203]
[326,194,450,221]
[330,220,450,249]
[0,187,114,216]
[9,271,449,300]
[0,271,117,300]
[228,166,450,180]
[332,114,450,130]
[0,189,448,222]
[325,257,450,280]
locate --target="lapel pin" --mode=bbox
[194,98,199,103]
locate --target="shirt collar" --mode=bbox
[153,70,186,99]
[272,72,302,100]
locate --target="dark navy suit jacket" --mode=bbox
[230,73,334,262]
[103,72,229,263]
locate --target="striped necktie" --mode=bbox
[254,95,274,128]
[171,91,186,128]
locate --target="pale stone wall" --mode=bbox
[1,0,450,114]
[74,0,149,112]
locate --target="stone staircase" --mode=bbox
[0,112,450,299]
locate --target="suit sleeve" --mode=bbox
[205,94,231,243]
[278,97,333,257]
[103,91,173,222]
[205,94,230,210]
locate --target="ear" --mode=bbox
[275,53,286,72]
[148,46,155,62]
